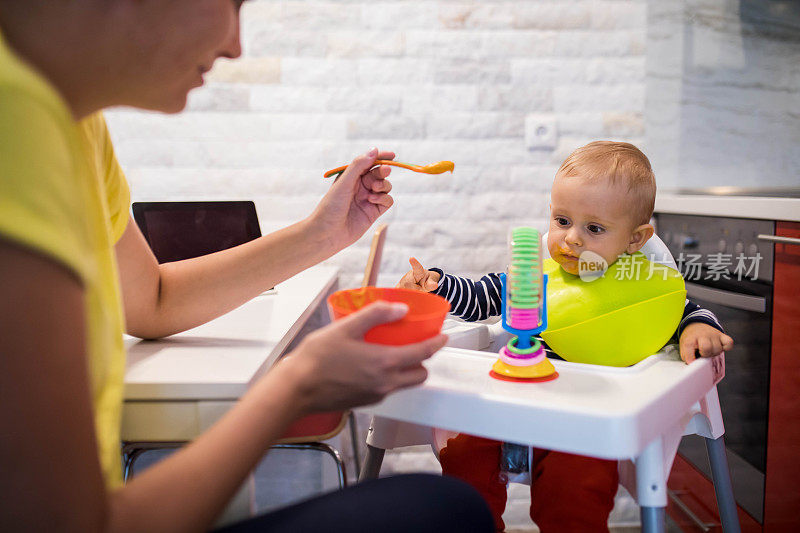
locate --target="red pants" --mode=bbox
[440,434,619,533]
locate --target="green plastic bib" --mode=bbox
[540,252,686,367]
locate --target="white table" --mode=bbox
[122,265,339,441]
[358,340,739,533]
[121,265,338,524]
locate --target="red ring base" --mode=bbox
[489,370,559,383]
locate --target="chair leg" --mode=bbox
[636,438,667,533]
[316,442,347,489]
[121,442,185,482]
[359,444,385,482]
[640,507,666,533]
[271,443,348,489]
[705,436,741,533]
[122,447,148,482]
[348,412,362,480]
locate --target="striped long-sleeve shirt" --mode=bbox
[430,268,724,340]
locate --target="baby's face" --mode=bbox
[547,175,640,276]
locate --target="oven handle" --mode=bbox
[686,282,767,313]
[758,234,800,246]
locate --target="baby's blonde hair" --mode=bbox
[556,141,656,226]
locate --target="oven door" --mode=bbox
[678,276,772,523]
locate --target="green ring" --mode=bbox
[509,227,542,312]
[506,336,542,355]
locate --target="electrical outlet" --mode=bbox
[524,115,557,150]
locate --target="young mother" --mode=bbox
[0,1,492,531]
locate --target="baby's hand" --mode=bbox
[678,323,734,364]
[396,257,441,292]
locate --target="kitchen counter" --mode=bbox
[655,194,800,222]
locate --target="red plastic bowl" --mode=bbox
[327,287,450,345]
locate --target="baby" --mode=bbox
[397,141,733,532]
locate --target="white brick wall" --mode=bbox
[106,3,646,528]
[106,0,647,290]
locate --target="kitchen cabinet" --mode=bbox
[665,221,800,531]
[764,221,800,530]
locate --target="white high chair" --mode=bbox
[358,320,741,533]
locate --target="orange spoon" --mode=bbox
[324,159,454,179]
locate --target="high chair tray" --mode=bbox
[357,346,724,460]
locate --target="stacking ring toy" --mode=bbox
[490,227,558,382]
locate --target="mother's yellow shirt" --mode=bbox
[0,31,130,487]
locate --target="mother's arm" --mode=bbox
[0,240,105,531]
[117,149,394,339]
[1,237,444,532]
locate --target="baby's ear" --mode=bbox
[626,223,655,254]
